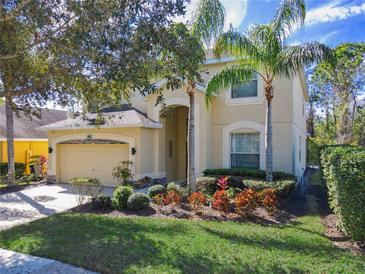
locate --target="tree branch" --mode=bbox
[0,0,32,22]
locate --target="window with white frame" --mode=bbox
[231,133,260,168]
[231,73,258,98]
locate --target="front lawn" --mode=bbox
[0,213,364,273]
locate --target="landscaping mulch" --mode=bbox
[323,214,365,255]
[73,202,295,226]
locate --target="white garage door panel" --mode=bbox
[59,144,129,186]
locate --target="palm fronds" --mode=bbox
[277,42,335,76]
[273,0,305,41]
[205,65,256,105]
[191,0,225,44]
[215,28,262,63]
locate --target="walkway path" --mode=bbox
[0,248,98,274]
[0,184,82,230]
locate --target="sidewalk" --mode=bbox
[0,248,98,274]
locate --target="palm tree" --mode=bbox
[205,0,334,182]
[184,0,225,190]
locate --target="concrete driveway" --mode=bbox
[0,184,82,231]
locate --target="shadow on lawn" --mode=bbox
[0,214,319,273]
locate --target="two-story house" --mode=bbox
[40,51,308,185]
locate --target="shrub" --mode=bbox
[196,177,217,195]
[167,182,181,194]
[112,186,133,210]
[188,192,207,211]
[259,188,277,215]
[127,193,150,210]
[234,188,258,217]
[244,179,295,197]
[163,190,181,207]
[212,190,229,214]
[70,177,102,205]
[152,193,165,207]
[217,176,229,190]
[91,195,112,210]
[148,184,166,198]
[203,168,295,181]
[321,146,365,240]
[226,187,241,199]
[112,161,133,185]
[0,162,26,178]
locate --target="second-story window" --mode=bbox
[231,73,258,98]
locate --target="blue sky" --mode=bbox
[184,0,365,47]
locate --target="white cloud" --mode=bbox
[175,0,247,30]
[318,30,339,43]
[305,1,365,26]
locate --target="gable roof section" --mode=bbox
[39,109,162,131]
[0,106,68,140]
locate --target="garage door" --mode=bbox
[58,144,129,186]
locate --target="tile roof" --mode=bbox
[38,110,162,131]
[0,106,68,139]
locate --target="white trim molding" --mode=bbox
[48,133,136,177]
[222,121,265,169]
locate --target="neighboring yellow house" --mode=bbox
[0,106,68,174]
[40,51,308,186]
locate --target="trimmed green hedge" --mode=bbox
[0,163,26,178]
[196,176,296,197]
[321,146,365,241]
[203,168,295,181]
[244,180,296,197]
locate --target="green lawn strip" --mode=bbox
[0,213,364,273]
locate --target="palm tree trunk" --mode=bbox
[264,82,274,182]
[5,95,15,184]
[187,81,196,191]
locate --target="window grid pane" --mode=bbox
[231,133,259,169]
[231,73,258,99]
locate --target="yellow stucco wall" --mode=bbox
[0,140,48,174]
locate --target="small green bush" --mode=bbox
[203,168,295,181]
[244,180,296,197]
[127,193,150,210]
[0,163,26,178]
[167,182,181,193]
[196,177,218,195]
[113,186,133,210]
[147,184,166,198]
[91,195,112,210]
[321,146,365,241]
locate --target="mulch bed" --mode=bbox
[0,180,47,195]
[72,202,295,226]
[322,214,365,255]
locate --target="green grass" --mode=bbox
[0,214,364,273]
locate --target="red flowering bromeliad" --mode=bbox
[217,176,230,190]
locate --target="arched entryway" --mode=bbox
[162,105,188,182]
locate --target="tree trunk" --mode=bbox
[264,82,273,182]
[187,81,196,191]
[5,95,15,184]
